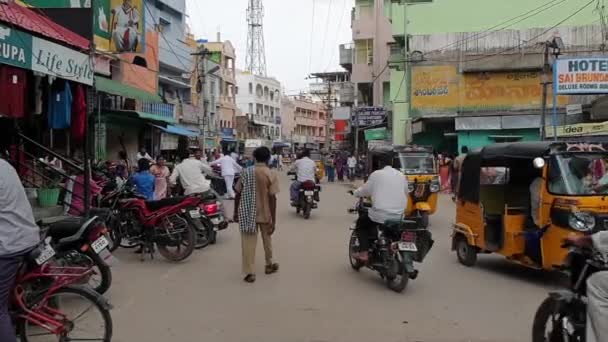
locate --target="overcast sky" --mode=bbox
[185,0,353,93]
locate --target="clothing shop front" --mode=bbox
[0,2,93,158]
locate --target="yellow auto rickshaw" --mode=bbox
[309,150,325,182]
[367,145,440,228]
[453,141,608,270]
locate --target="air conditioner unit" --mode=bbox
[366,54,373,65]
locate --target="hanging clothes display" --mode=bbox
[48,80,73,129]
[71,85,86,142]
[0,65,28,118]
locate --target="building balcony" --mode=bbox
[339,44,353,69]
[136,101,176,122]
[388,43,405,71]
[221,68,236,84]
[219,96,236,109]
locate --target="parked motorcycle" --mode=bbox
[347,195,433,293]
[114,193,199,262]
[183,191,229,248]
[288,172,321,219]
[532,242,608,341]
[39,215,114,295]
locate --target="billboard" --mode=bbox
[555,58,608,94]
[352,107,386,127]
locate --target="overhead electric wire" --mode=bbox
[423,0,569,57]
[324,0,347,71]
[308,0,317,73]
[317,0,334,71]
[144,1,190,71]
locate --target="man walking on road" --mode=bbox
[211,153,242,199]
[235,147,280,283]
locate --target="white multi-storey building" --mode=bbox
[236,70,282,141]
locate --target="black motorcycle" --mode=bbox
[288,172,320,219]
[40,215,114,295]
[532,242,608,341]
[347,196,433,293]
[182,191,229,249]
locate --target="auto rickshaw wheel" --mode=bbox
[455,235,477,267]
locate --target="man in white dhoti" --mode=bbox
[111,0,140,52]
[566,232,608,342]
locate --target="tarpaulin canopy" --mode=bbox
[151,124,200,138]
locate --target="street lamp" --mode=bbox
[540,35,565,141]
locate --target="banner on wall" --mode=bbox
[545,120,608,138]
[555,58,608,94]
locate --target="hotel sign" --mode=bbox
[555,58,608,95]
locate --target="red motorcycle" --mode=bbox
[116,194,200,262]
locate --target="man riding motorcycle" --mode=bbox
[565,232,608,342]
[289,149,317,206]
[353,154,408,263]
[170,149,214,196]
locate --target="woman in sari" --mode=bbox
[150,156,170,200]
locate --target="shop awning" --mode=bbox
[221,137,237,142]
[152,124,200,138]
[252,120,274,127]
[95,76,163,102]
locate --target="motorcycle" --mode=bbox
[532,242,608,341]
[288,172,321,219]
[347,195,433,293]
[114,193,200,262]
[183,191,229,248]
[39,215,114,295]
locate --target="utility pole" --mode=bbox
[193,48,210,154]
[326,80,332,149]
[540,44,550,141]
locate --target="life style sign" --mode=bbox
[0,25,93,85]
[555,58,608,95]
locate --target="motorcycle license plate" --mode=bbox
[189,210,201,219]
[91,236,110,254]
[304,191,314,196]
[398,242,418,252]
[35,244,56,265]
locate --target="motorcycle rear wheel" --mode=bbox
[532,296,582,342]
[348,230,363,271]
[385,255,408,293]
[303,204,312,219]
[157,224,196,262]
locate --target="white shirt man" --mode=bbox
[354,165,408,224]
[566,231,608,342]
[136,151,152,162]
[211,155,243,199]
[292,156,316,183]
[347,156,357,169]
[169,157,212,195]
[111,0,140,52]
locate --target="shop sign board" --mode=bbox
[353,106,386,127]
[364,127,388,141]
[0,24,93,85]
[555,58,608,94]
[545,120,608,138]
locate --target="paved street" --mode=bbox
[107,174,560,342]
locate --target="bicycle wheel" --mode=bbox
[18,285,112,342]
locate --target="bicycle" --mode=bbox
[9,241,113,341]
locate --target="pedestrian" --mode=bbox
[234,146,280,283]
[347,154,357,180]
[0,158,40,342]
[326,154,336,182]
[129,158,155,200]
[278,153,284,171]
[211,153,243,199]
[150,156,170,200]
[117,150,130,178]
[136,147,153,162]
[335,153,345,182]
[453,146,468,199]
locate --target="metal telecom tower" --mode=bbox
[246,0,267,76]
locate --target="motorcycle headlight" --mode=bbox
[408,183,414,193]
[568,212,596,232]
